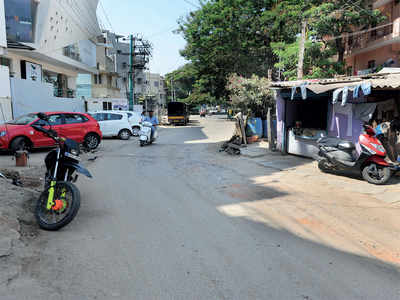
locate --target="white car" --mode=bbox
[118,111,142,136]
[89,111,133,140]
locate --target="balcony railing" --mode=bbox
[347,23,393,52]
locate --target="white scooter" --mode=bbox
[139,121,158,147]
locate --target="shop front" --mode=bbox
[273,71,400,161]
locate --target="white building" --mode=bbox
[143,72,167,110]
[0,0,101,119]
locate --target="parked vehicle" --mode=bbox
[0,112,102,152]
[89,111,133,140]
[168,102,189,125]
[31,113,92,230]
[139,121,158,146]
[317,124,397,185]
[117,110,142,136]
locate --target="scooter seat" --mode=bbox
[318,137,355,150]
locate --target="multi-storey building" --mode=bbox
[345,0,400,75]
[0,0,100,118]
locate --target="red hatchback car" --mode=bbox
[0,112,102,151]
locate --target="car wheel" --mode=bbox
[10,137,31,152]
[84,133,100,150]
[132,126,140,136]
[118,129,131,140]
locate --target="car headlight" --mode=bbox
[0,131,6,137]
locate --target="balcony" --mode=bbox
[63,46,81,62]
[345,22,397,56]
[54,88,76,98]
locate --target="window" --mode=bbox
[96,63,100,70]
[64,114,87,124]
[92,113,107,121]
[137,78,142,84]
[154,81,159,87]
[99,74,102,84]
[48,114,63,125]
[102,102,112,110]
[94,75,98,84]
[109,114,123,120]
[122,62,127,69]
[368,60,376,69]
[117,50,122,54]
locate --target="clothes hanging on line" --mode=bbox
[332,82,371,106]
[291,83,308,100]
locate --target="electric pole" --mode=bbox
[129,35,135,111]
[297,20,307,80]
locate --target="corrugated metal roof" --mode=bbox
[270,72,400,93]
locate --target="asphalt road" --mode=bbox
[4,116,400,300]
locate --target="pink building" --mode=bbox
[345,0,400,75]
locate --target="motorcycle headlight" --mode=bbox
[70,148,79,156]
[0,131,6,137]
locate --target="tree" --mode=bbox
[226,73,273,115]
[165,63,197,102]
[178,0,277,102]
[307,1,385,64]
[268,0,385,77]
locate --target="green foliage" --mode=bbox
[177,0,277,102]
[165,63,197,102]
[172,0,385,103]
[226,74,273,113]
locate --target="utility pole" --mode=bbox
[129,35,135,111]
[297,20,307,80]
[171,79,175,102]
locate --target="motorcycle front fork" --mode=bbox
[46,148,67,210]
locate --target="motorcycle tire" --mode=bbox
[35,181,81,231]
[140,141,145,147]
[362,164,391,185]
[318,159,333,173]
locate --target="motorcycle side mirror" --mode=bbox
[37,112,49,121]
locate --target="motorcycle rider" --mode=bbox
[143,110,159,140]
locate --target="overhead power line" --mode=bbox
[183,0,200,9]
[99,0,115,32]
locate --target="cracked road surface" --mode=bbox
[2,116,400,299]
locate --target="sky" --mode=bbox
[99,0,197,76]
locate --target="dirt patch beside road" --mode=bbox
[217,153,400,267]
[0,178,40,287]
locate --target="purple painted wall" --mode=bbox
[327,105,363,149]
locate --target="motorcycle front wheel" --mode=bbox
[35,181,81,231]
[362,164,391,185]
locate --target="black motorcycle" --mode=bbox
[31,113,92,231]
